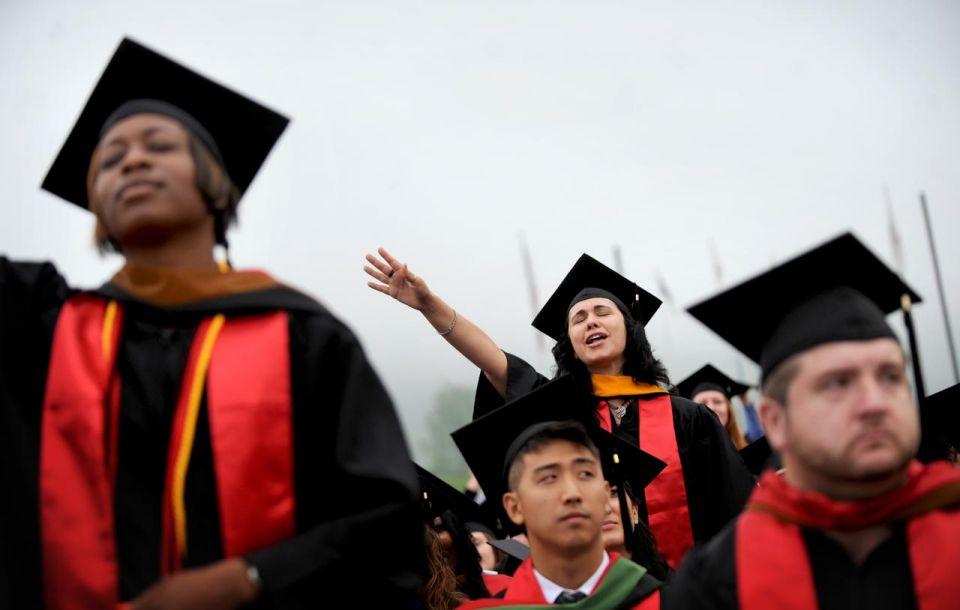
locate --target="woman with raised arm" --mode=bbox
[366,248,754,567]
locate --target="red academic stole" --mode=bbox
[591,375,694,568]
[737,462,960,610]
[459,553,659,609]
[39,295,296,610]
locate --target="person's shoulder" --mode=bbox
[669,395,719,424]
[0,256,71,314]
[1,257,68,292]
[664,519,739,608]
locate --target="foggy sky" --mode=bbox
[2,0,958,460]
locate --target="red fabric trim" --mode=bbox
[907,506,960,610]
[40,300,296,608]
[738,466,960,610]
[206,311,295,555]
[596,401,614,432]
[459,554,640,609]
[500,557,547,603]
[633,394,694,568]
[634,590,661,610]
[749,461,960,530]
[40,296,123,610]
[736,511,816,610]
[482,572,513,596]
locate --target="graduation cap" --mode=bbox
[452,375,666,549]
[686,233,921,380]
[675,364,752,401]
[921,384,960,460]
[415,463,495,531]
[489,538,531,563]
[531,254,662,342]
[739,436,775,477]
[42,37,289,209]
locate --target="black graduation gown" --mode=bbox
[473,352,755,545]
[0,258,423,609]
[663,520,918,610]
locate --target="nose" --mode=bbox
[854,376,892,420]
[120,143,152,174]
[560,473,584,505]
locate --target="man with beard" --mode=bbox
[666,233,960,610]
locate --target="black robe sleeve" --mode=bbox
[0,257,69,609]
[472,351,549,419]
[661,522,739,610]
[671,397,755,543]
[244,313,424,608]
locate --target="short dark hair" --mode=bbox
[506,420,600,491]
[761,354,801,405]
[551,309,670,388]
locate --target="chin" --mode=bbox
[847,450,912,481]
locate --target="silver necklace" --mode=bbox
[611,399,629,425]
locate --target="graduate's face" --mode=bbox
[502,440,609,554]
[693,390,730,427]
[567,298,628,374]
[601,484,637,554]
[91,113,213,250]
[470,531,497,572]
[762,338,917,491]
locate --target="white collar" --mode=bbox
[533,551,610,604]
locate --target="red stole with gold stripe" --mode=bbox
[39,296,295,610]
[592,375,695,568]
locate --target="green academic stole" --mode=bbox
[459,559,659,609]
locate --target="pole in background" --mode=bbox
[920,192,959,383]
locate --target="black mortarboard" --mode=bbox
[739,436,775,477]
[451,376,666,514]
[42,37,289,209]
[532,254,662,342]
[489,538,531,562]
[415,463,494,530]
[687,233,921,379]
[922,384,960,458]
[676,364,752,401]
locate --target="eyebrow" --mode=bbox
[532,463,560,476]
[531,455,598,477]
[102,125,175,148]
[568,303,613,322]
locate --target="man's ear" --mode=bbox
[503,491,524,527]
[759,396,787,454]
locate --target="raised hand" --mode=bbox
[364,247,433,311]
[363,246,509,396]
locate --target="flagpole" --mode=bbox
[920,193,959,383]
[518,232,545,353]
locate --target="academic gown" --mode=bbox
[459,554,661,609]
[473,352,755,548]
[663,462,960,610]
[0,258,423,609]
[664,520,920,610]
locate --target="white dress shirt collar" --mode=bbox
[533,551,610,604]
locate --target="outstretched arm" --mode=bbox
[365,247,508,397]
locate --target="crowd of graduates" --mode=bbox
[2,37,959,610]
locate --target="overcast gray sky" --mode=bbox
[2,0,958,460]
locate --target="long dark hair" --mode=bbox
[421,527,468,610]
[551,308,670,388]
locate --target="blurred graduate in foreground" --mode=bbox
[0,38,422,609]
